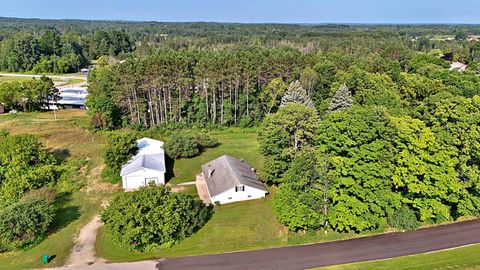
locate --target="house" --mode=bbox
[200,155,268,204]
[43,87,88,110]
[450,62,468,72]
[0,104,5,115]
[120,138,166,190]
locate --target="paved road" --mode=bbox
[159,219,480,270]
[52,219,480,270]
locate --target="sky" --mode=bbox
[1,0,480,24]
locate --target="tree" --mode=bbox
[391,116,458,223]
[0,33,41,72]
[102,132,138,183]
[259,78,288,114]
[316,107,400,232]
[0,198,54,251]
[101,186,212,251]
[280,80,315,109]
[273,149,327,231]
[259,103,319,184]
[327,84,353,113]
[165,134,200,159]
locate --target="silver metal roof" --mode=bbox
[120,153,166,176]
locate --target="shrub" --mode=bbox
[101,186,212,251]
[21,187,57,204]
[0,199,55,251]
[194,133,220,149]
[165,134,200,159]
[388,205,420,231]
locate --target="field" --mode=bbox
[0,75,86,87]
[319,244,480,270]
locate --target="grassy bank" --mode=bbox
[319,244,480,270]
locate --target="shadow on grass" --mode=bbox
[165,155,176,183]
[50,192,81,233]
[50,148,71,163]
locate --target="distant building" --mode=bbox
[120,138,166,190]
[450,62,468,72]
[0,104,5,115]
[200,155,268,204]
[44,87,88,110]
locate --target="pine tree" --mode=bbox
[327,84,353,113]
[280,80,315,108]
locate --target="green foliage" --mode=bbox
[165,134,200,159]
[0,133,57,208]
[0,76,56,112]
[0,199,55,251]
[280,80,315,108]
[194,133,220,149]
[102,132,138,184]
[273,149,326,231]
[101,186,212,251]
[388,205,420,231]
[316,107,399,232]
[20,187,57,205]
[259,103,319,184]
[327,84,353,113]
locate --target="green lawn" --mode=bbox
[0,76,86,86]
[319,244,480,270]
[169,131,263,185]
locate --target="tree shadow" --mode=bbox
[50,192,81,233]
[48,254,56,263]
[165,155,176,183]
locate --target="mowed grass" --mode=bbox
[319,244,480,270]
[0,75,86,86]
[0,110,111,269]
[169,131,263,185]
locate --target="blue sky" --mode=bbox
[1,0,480,24]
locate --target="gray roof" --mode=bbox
[120,153,166,176]
[201,155,267,197]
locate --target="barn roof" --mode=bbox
[201,155,267,197]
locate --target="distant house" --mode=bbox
[450,62,468,72]
[201,155,268,204]
[44,87,88,110]
[0,104,5,115]
[467,35,480,42]
[120,138,166,190]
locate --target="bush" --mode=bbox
[101,186,212,251]
[194,133,220,149]
[388,205,420,231]
[165,134,200,159]
[21,187,57,204]
[0,199,55,251]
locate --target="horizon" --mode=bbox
[1,0,480,24]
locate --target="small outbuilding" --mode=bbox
[120,138,166,190]
[201,155,268,204]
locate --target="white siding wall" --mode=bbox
[122,168,165,190]
[211,186,267,204]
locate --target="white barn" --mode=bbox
[120,138,166,190]
[201,155,268,204]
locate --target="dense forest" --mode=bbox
[2,17,480,235]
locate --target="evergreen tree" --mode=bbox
[327,84,353,113]
[280,80,315,109]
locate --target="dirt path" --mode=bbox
[67,215,105,267]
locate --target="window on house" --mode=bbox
[145,177,158,185]
[228,197,232,200]
[235,185,245,192]
[248,195,252,198]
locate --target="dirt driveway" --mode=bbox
[195,173,211,204]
